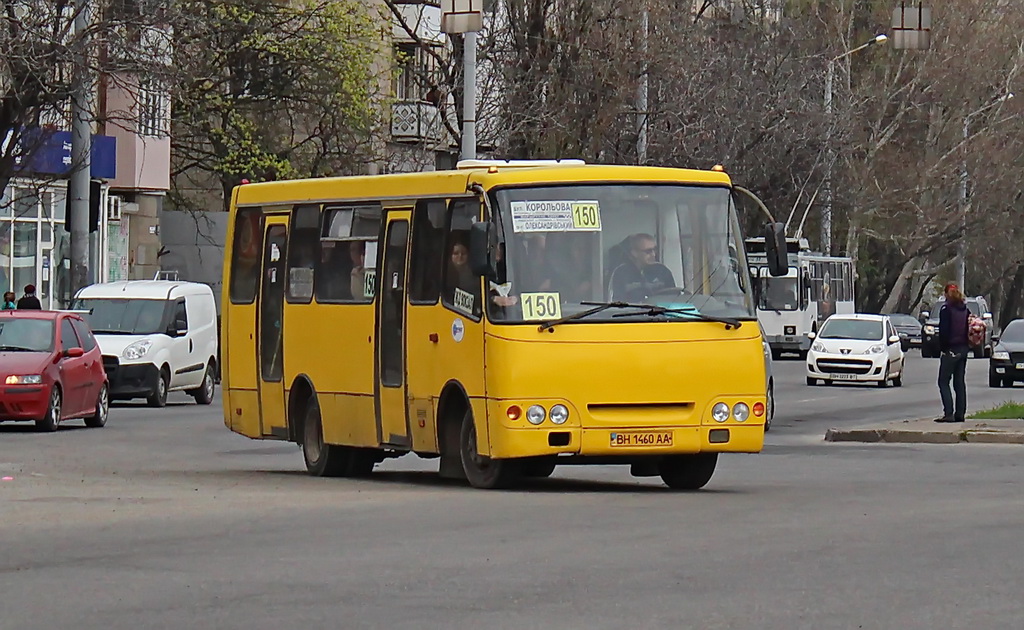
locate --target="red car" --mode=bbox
[0,310,109,431]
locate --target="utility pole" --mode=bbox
[69,0,92,293]
[441,1,483,162]
[821,34,887,255]
[462,31,477,161]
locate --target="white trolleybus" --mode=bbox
[747,237,855,359]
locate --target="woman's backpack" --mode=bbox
[967,315,986,349]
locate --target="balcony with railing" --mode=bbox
[391,101,443,144]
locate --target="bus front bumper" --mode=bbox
[488,424,765,460]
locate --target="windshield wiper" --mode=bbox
[612,306,743,330]
[0,345,36,352]
[537,301,666,331]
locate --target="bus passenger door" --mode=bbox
[257,217,289,437]
[375,211,411,446]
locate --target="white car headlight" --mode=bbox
[733,403,750,422]
[5,375,42,385]
[993,351,1010,361]
[549,404,569,425]
[812,342,826,353]
[122,339,153,360]
[924,325,935,334]
[526,405,546,425]
[866,344,885,354]
[712,402,730,423]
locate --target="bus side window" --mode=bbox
[409,199,447,305]
[316,205,381,303]
[285,204,320,303]
[442,199,481,319]
[229,207,263,304]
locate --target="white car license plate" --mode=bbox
[829,373,857,381]
[1016,363,1024,370]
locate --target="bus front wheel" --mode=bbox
[659,453,717,490]
[460,409,520,489]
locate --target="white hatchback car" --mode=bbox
[806,314,905,387]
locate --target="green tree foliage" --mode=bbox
[171,0,384,211]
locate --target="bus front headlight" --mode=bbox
[733,403,750,422]
[526,405,546,425]
[549,405,569,425]
[712,402,730,423]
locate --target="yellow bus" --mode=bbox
[221,160,787,489]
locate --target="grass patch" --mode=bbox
[969,402,1024,420]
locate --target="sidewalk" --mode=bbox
[825,417,1024,445]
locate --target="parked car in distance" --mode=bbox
[806,314,905,387]
[920,295,995,358]
[71,281,219,407]
[0,310,109,431]
[989,318,1024,387]
[885,313,922,351]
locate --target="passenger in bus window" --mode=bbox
[445,237,477,296]
[348,241,367,300]
[608,233,676,302]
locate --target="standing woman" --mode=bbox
[936,283,970,422]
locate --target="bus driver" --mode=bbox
[609,233,676,302]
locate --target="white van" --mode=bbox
[72,281,218,407]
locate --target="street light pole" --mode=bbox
[956,91,1013,293]
[821,33,887,255]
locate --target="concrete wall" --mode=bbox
[158,209,228,312]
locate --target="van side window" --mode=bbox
[70,318,97,351]
[409,199,447,304]
[442,200,481,319]
[316,205,382,303]
[60,318,80,352]
[229,207,263,304]
[286,204,320,303]
[173,300,188,331]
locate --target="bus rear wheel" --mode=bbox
[302,399,353,477]
[659,453,717,490]
[460,409,520,489]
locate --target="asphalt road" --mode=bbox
[3,354,1024,630]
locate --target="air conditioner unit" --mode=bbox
[107,195,123,222]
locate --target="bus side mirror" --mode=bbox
[764,222,788,277]
[469,221,496,278]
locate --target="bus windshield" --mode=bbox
[759,275,799,311]
[488,184,754,323]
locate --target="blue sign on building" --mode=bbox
[11,128,117,179]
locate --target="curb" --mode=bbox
[825,427,1024,445]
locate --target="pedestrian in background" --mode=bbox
[936,283,970,422]
[2,291,16,310]
[16,284,42,310]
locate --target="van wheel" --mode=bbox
[659,453,717,490]
[36,386,62,432]
[85,385,109,428]
[302,398,350,477]
[460,409,520,489]
[147,368,169,408]
[191,365,215,405]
